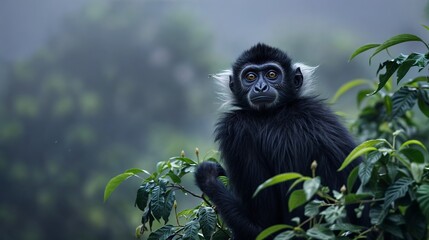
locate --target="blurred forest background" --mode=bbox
[1,0,428,239]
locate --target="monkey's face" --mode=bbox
[229,43,307,111]
[239,62,282,109]
[231,62,303,111]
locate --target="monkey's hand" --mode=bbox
[195,161,226,197]
[195,162,263,239]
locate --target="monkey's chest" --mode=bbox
[235,123,310,170]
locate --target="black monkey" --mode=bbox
[195,43,365,239]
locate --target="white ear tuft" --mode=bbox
[212,69,238,110]
[293,63,318,97]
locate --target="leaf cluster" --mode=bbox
[105,150,231,240]
[335,32,429,143]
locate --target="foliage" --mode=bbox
[105,30,429,239]
[105,150,232,239]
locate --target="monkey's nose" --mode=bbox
[254,82,269,93]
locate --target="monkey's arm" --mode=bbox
[195,162,263,239]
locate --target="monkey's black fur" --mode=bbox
[195,43,366,239]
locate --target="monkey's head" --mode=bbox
[219,43,315,111]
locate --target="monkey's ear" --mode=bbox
[229,75,235,92]
[294,67,303,89]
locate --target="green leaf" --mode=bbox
[418,89,429,117]
[339,147,377,171]
[104,172,134,202]
[142,208,151,224]
[369,60,400,96]
[320,205,345,224]
[304,200,323,217]
[419,89,429,103]
[415,54,429,70]
[370,34,428,62]
[408,76,429,86]
[147,225,174,240]
[423,24,429,32]
[288,189,307,212]
[391,87,418,119]
[171,157,197,165]
[198,207,216,240]
[349,43,380,61]
[418,97,429,117]
[150,185,165,221]
[333,190,343,200]
[368,150,383,164]
[347,166,359,193]
[180,165,196,176]
[397,56,416,83]
[383,178,414,210]
[256,224,294,240]
[357,89,374,107]
[399,139,428,152]
[273,231,295,240]
[178,208,197,219]
[399,147,425,164]
[358,153,378,186]
[306,225,335,240]
[338,139,387,171]
[303,177,320,200]
[167,171,181,183]
[162,191,175,223]
[387,162,398,181]
[394,153,412,170]
[125,168,150,175]
[156,161,168,173]
[182,220,200,240]
[411,163,425,183]
[142,207,155,229]
[358,161,374,186]
[253,172,303,197]
[135,224,144,239]
[287,177,310,193]
[330,79,372,103]
[384,95,393,117]
[416,184,429,219]
[135,183,152,211]
[344,193,372,204]
[397,53,429,83]
[329,223,364,233]
[291,217,300,225]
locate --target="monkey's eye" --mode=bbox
[245,72,257,81]
[266,70,278,80]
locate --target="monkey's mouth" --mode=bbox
[250,95,276,105]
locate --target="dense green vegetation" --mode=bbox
[106,32,429,239]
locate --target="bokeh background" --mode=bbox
[1,0,428,239]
